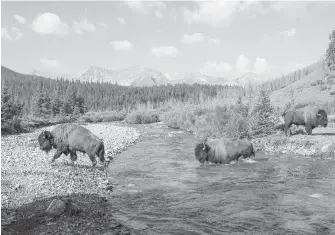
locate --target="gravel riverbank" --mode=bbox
[1,123,140,209]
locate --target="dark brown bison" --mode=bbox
[194,138,255,165]
[38,123,105,168]
[282,106,328,136]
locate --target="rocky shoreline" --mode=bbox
[1,123,141,209]
[253,126,335,158]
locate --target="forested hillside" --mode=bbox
[1,66,245,116]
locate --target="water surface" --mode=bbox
[107,122,335,235]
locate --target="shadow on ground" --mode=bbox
[1,193,132,235]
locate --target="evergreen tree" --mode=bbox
[1,86,13,122]
[51,82,63,116]
[73,105,81,117]
[41,92,52,117]
[249,89,275,137]
[30,81,44,117]
[326,29,335,71]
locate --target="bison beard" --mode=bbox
[194,138,255,165]
[37,124,106,169]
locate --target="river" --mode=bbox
[107,122,335,235]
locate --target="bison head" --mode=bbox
[316,109,328,127]
[194,142,210,164]
[38,131,54,153]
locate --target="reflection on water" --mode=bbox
[107,123,335,235]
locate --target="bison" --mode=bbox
[282,106,328,136]
[38,123,106,168]
[194,138,255,165]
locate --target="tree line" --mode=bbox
[1,66,245,121]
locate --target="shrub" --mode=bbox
[316,80,324,85]
[330,91,335,95]
[125,111,160,124]
[310,82,317,86]
[320,85,328,91]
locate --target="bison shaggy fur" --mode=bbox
[194,138,255,165]
[38,123,105,168]
[282,106,328,136]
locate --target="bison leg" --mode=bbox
[284,123,292,137]
[88,154,97,169]
[50,149,65,164]
[305,124,313,135]
[70,151,78,166]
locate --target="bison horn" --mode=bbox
[202,143,206,151]
[317,113,321,117]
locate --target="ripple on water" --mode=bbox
[108,126,335,235]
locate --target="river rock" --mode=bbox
[321,143,333,153]
[46,199,67,216]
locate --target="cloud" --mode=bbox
[98,22,108,30]
[32,13,69,35]
[236,54,251,75]
[181,33,205,44]
[40,57,59,67]
[252,57,270,75]
[270,1,308,19]
[14,14,26,24]
[208,37,221,45]
[182,1,261,27]
[117,17,126,24]
[200,61,232,77]
[122,1,166,15]
[154,10,163,18]
[73,18,96,34]
[1,27,23,41]
[110,40,133,51]
[279,28,296,37]
[151,46,179,57]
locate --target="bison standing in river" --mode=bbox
[194,138,255,165]
[282,106,328,136]
[38,123,106,168]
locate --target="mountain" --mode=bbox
[168,72,232,86]
[234,72,263,86]
[78,65,170,87]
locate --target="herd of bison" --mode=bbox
[38,106,329,167]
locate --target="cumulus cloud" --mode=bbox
[110,40,133,51]
[279,28,296,37]
[1,27,23,41]
[32,13,69,35]
[200,61,232,77]
[122,1,166,15]
[154,10,163,18]
[182,1,262,27]
[117,17,126,24]
[73,18,96,34]
[14,14,26,24]
[236,54,252,75]
[40,57,59,67]
[270,1,309,19]
[181,33,204,44]
[98,22,108,30]
[252,57,270,75]
[208,37,221,45]
[151,46,179,57]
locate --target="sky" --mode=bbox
[1,0,335,81]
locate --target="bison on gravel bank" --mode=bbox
[38,123,106,168]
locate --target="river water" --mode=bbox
[107,122,335,235]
